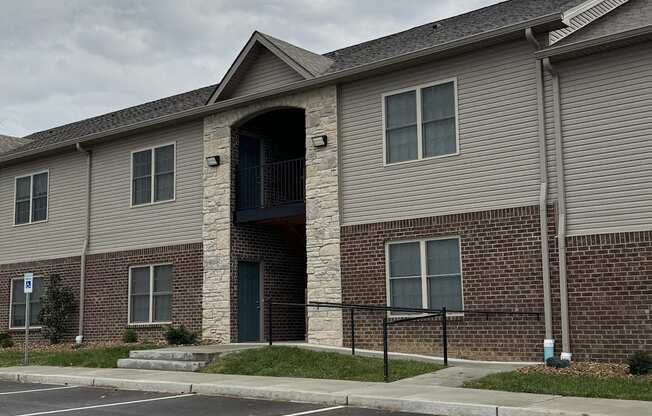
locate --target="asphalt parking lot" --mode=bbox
[0,381,423,416]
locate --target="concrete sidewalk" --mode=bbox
[0,366,650,416]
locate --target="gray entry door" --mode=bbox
[238,261,261,342]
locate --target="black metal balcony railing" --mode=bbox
[237,158,305,210]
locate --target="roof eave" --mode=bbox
[535,24,652,61]
[0,12,563,166]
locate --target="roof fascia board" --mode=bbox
[535,24,652,60]
[1,12,562,165]
[208,32,312,104]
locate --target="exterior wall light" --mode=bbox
[206,155,220,167]
[311,135,327,148]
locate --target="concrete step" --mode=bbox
[128,349,217,362]
[117,358,208,372]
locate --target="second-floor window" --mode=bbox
[383,79,459,164]
[14,171,49,225]
[132,144,175,206]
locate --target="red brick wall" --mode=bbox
[340,206,546,361]
[0,243,203,344]
[0,256,81,344]
[562,232,652,362]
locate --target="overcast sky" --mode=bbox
[0,0,500,137]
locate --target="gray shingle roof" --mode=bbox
[0,134,31,155]
[258,32,334,76]
[4,0,585,160]
[13,85,216,155]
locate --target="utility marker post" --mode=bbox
[23,272,33,366]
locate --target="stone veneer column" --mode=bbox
[202,117,232,342]
[201,85,343,346]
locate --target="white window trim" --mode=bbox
[381,77,460,166]
[385,236,464,318]
[130,142,177,208]
[9,276,43,330]
[127,263,173,325]
[13,170,50,227]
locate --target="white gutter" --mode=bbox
[525,29,554,354]
[75,142,92,344]
[543,58,571,361]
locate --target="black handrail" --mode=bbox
[266,299,541,382]
[238,158,305,210]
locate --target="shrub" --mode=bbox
[163,325,198,345]
[546,357,571,369]
[39,274,76,344]
[627,351,652,376]
[122,329,138,344]
[0,332,13,348]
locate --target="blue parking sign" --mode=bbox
[24,273,33,294]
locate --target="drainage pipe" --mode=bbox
[543,58,571,361]
[525,28,554,358]
[75,142,92,344]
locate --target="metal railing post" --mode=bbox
[268,298,273,346]
[383,317,389,383]
[441,307,448,366]
[350,308,356,356]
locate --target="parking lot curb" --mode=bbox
[0,369,646,416]
[191,384,348,406]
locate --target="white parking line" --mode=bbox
[12,393,195,416]
[281,406,346,416]
[0,386,79,396]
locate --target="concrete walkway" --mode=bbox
[1,366,650,416]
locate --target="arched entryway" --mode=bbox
[231,108,307,342]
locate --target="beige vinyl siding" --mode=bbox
[0,152,86,264]
[339,40,541,225]
[555,43,652,235]
[227,46,303,99]
[89,121,203,253]
[550,0,629,44]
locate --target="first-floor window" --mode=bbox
[387,237,463,312]
[129,264,173,324]
[10,276,44,328]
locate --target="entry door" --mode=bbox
[238,136,262,209]
[238,261,261,342]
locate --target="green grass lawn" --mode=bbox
[201,346,444,382]
[465,371,652,401]
[0,344,154,368]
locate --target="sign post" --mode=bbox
[23,273,33,366]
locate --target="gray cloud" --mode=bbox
[0,0,498,136]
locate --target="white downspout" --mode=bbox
[525,28,554,359]
[75,142,92,345]
[543,58,572,361]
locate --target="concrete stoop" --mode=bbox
[117,349,218,372]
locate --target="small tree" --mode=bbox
[39,274,75,344]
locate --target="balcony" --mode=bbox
[236,157,306,223]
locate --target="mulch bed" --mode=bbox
[518,362,652,381]
[1,341,164,353]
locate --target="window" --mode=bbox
[132,144,175,206]
[383,79,458,164]
[387,237,463,313]
[14,171,49,225]
[10,276,44,328]
[129,264,173,324]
